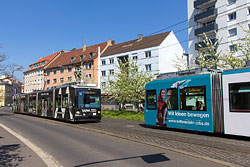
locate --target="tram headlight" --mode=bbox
[98,111,101,114]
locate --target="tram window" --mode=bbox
[85,94,100,108]
[180,86,206,111]
[62,95,68,108]
[146,90,156,110]
[56,95,61,108]
[76,91,100,108]
[167,88,178,110]
[229,82,250,112]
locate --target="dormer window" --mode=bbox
[80,55,84,61]
[89,52,93,59]
[71,57,75,63]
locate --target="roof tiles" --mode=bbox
[46,41,109,69]
[101,31,171,57]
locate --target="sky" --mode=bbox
[0,0,188,81]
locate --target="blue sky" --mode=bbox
[0,0,188,81]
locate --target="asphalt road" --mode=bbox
[0,110,225,167]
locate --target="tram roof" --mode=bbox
[156,68,221,80]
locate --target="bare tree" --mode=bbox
[0,46,23,79]
[2,64,24,79]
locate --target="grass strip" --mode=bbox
[102,110,144,121]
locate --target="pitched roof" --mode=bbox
[46,41,109,69]
[101,31,171,57]
[24,52,61,73]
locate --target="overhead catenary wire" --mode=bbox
[101,2,250,58]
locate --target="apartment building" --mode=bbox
[44,40,113,89]
[23,52,61,93]
[100,31,184,93]
[188,0,250,62]
[0,76,22,106]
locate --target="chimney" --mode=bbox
[107,39,112,46]
[82,44,86,52]
[137,34,143,41]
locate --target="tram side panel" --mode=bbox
[145,74,214,133]
[222,69,250,137]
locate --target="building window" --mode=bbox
[89,52,93,59]
[89,74,92,78]
[229,82,250,112]
[85,74,88,78]
[180,86,206,111]
[60,69,64,73]
[80,55,84,61]
[101,71,106,76]
[85,64,89,70]
[53,70,57,75]
[89,63,92,69]
[228,28,237,37]
[102,82,106,88]
[60,78,64,83]
[53,79,57,84]
[71,57,75,63]
[145,64,151,71]
[228,0,236,5]
[68,67,72,72]
[102,60,106,65]
[109,58,114,64]
[229,45,236,52]
[248,7,250,15]
[67,77,72,82]
[47,80,50,84]
[248,24,250,30]
[228,12,236,21]
[47,71,50,76]
[145,51,151,58]
[133,56,138,60]
[109,69,114,75]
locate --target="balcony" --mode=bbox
[194,8,217,23]
[195,38,217,50]
[194,0,217,9]
[194,23,218,36]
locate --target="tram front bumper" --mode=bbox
[74,113,101,121]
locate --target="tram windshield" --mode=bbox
[76,90,100,109]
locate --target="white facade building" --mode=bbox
[100,31,184,93]
[188,0,250,62]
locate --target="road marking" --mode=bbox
[0,123,62,167]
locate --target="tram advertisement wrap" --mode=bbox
[167,110,212,132]
[145,74,214,133]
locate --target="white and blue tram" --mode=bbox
[145,67,250,137]
[13,84,101,122]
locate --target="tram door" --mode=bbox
[54,87,73,121]
[39,92,53,117]
[20,96,26,113]
[29,94,37,114]
[55,88,63,119]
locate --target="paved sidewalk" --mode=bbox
[0,125,46,167]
